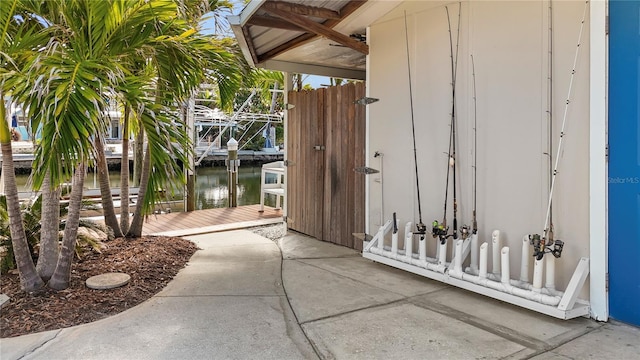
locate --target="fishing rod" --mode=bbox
[451,2,461,242]
[546,0,555,245]
[532,0,588,260]
[471,54,478,236]
[403,11,427,237]
[433,3,461,244]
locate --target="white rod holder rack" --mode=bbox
[362,220,590,320]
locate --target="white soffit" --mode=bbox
[229,0,403,79]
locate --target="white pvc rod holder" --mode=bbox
[391,218,399,257]
[404,222,413,261]
[492,230,501,276]
[479,242,488,279]
[454,240,463,275]
[546,256,556,291]
[520,236,530,283]
[533,257,544,291]
[438,240,448,266]
[419,237,427,263]
[470,233,479,273]
[501,247,511,284]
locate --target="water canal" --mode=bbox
[14,165,278,211]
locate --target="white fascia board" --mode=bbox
[229,20,257,67]
[227,1,267,68]
[236,0,266,25]
[259,59,365,80]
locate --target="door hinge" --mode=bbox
[313,145,326,151]
[606,272,609,292]
[284,160,295,166]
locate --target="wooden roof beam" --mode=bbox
[256,0,368,63]
[263,1,341,20]
[262,3,369,55]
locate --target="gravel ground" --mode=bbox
[249,223,287,242]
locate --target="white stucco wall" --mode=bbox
[367,0,591,296]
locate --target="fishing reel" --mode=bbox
[431,220,448,245]
[529,234,564,260]
[529,234,545,260]
[550,239,564,258]
[415,222,427,240]
[460,225,470,240]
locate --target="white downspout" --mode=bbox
[589,0,608,321]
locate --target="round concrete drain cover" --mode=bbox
[86,273,131,290]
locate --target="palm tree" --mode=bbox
[95,1,245,238]
[4,0,235,290]
[0,0,48,292]
[3,0,246,291]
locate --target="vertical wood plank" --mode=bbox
[286,90,301,233]
[287,89,325,240]
[287,83,366,249]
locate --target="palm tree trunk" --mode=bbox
[1,145,45,291]
[120,105,131,234]
[0,95,44,292]
[126,142,150,238]
[36,171,60,282]
[94,135,124,238]
[48,163,86,290]
[133,127,144,186]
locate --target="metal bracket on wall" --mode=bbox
[354,97,379,105]
[354,166,380,175]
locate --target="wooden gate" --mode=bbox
[286,82,366,250]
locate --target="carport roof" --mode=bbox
[228,0,399,80]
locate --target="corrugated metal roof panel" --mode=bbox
[229,0,401,78]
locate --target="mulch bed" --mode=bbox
[0,236,198,338]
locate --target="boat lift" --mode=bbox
[194,89,283,166]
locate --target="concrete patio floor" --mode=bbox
[1,229,638,359]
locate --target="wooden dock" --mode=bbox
[142,204,283,237]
